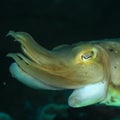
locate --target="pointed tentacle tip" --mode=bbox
[6,53,13,58]
[6,30,15,37]
[6,53,17,61]
[6,30,19,42]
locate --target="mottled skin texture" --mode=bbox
[92,41,120,106]
[95,41,120,87]
[7,31,120,107]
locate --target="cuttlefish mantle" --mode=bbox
[7,31,120,107]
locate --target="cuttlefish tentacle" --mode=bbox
[7,53,74,88]
[10,63,62,90]
[7,31,112,107]
[7,31,53,64]
[7,31,75,88]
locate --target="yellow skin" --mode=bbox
[7,31,120,107]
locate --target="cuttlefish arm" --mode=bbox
[7,31,111,107]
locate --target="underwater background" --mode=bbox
[1,0,120,120]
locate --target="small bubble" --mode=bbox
[3,82,6,86]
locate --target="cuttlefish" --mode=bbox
[7,31,120,108]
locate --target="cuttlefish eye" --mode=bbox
[79,48,97,62]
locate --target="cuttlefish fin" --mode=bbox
[68,81,108,107]
[10,63,62,90]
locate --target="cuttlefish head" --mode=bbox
[7,31,110,107]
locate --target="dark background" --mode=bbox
[1,0,120,120]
